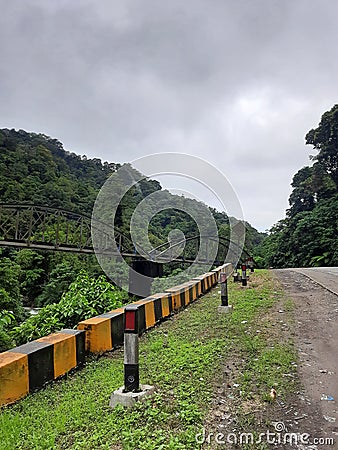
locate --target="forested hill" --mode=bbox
[0,128,121,215]
[0,127,265,351]
[0,127,263,247]
[257,104,338,268]
[0,127,264,306]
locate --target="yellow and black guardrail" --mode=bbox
[0,263,231,407]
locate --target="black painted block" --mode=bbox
[9,341,54,391]
[179,289,186,308]
[60,329,86,365]
[153,297,163,322]
[97,311,124,347]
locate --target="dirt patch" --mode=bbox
[274,270,337,447]
[202,271,337,449]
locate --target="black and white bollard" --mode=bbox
[220,272,228,306]
[124,305,140,393]
[241,263,247,286]
[218,272,232,313]
[250,257,255,272]
[109,306,154,408]
[233,268,240,282]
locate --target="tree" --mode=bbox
[0,254,25,320]
[288,166,315,217]
[306,104,338,189]
[14,250,45,305]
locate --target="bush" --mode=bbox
[0,310,15,352]
[10,272,129,347]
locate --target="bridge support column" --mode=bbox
[129,258,163,298]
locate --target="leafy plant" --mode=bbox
[0,309,15,352]
[10,272,129,346]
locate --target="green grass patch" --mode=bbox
[0,270,297,449]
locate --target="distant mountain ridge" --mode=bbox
[0,127,264,251]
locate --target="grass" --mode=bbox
[0,270,297,450]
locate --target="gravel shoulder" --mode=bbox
[274,269,338,448]
[203,270,337,449]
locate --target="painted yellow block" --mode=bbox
[189,282,198,302]
[0,352,29,406]
[77,317,112,353]
[195,280,201,296]
[160,294,171,317]
[37,333,76,378]
[133,299,156,329]
[206,274,213,289]
[165,288,181,310]
[144,300,156,329]
[192,283,198,301]
[205,275,210,289]
[173,291,181,310]
[181,282,194,304]
[184,286,190,305]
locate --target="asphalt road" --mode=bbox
[287,267,338,296]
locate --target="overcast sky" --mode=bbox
[1,0,338,231]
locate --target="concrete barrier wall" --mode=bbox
[0,329,85,406]
[0,263,231,406]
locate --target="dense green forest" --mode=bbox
[0,128,264,351]
[257,104,338,268]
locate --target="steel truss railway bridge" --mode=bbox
[0,204,251,295]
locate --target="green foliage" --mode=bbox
[306,104,338,188]
[0,128,119,214]
[0,255,25,320]
[0,271,298,449]
[10,273,128,346]
[14,250,45,304]
[0,128,121,316]
[35,261,76,307]
[259,105,338,268]
[0,310,15,352]
[0,127,263,348]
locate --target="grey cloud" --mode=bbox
[1,0,338,230]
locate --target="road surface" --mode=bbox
[288,267,338,296]
[274,268,337,447]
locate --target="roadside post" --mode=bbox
[109,306,154,408]
[241,263,247,286]
[248,257,254,273]
[218,271,232,313]
[233,267,240,282]
[123,305,140,392]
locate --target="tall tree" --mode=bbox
[306,104,338,189]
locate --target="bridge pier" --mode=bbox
[129,258,163,298]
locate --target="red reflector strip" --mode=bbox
[125,311,136,331]
[242,265,246,271]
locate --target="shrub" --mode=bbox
[10,272,129,347]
